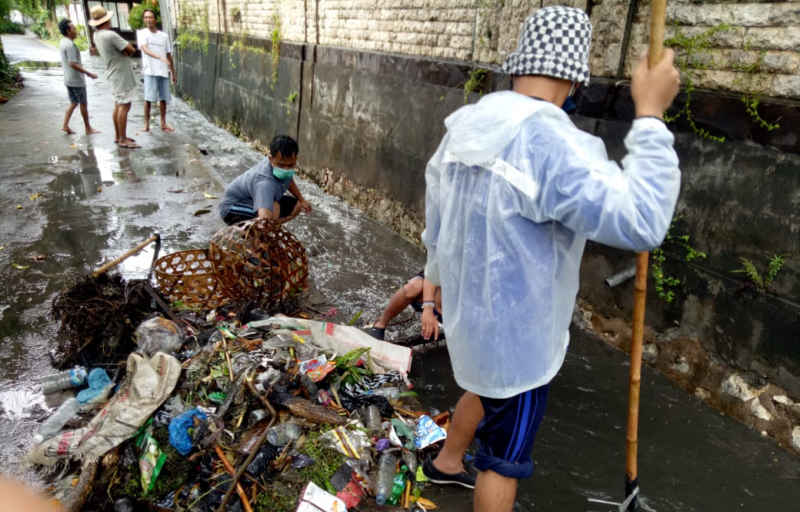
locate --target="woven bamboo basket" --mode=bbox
[153,249,229,309]
[208,218,308,309]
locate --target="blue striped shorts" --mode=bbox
[474,383,550,479]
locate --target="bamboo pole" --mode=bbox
[625,0,667,505]
[92,234,160,277]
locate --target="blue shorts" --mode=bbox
[143,74,171,103]
[474,384,550,479]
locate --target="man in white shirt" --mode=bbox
[137,9,176,132]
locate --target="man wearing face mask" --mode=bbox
[219,135,312,225]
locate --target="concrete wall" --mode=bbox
[172,2,800,394]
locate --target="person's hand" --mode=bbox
[171,71,177,85]
[88,72,98,79]
[631,49,681,119]
[298,200,312,214]
[421,307,439,341]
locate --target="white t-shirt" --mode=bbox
[137,29,172,77]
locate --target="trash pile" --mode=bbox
[30,301,450,511]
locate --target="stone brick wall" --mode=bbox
[171,0,800,99]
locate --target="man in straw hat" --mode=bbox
[420,6,681,510]
[89,5,140,149]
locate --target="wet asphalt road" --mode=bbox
[1,33,800,511]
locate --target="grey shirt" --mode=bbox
[219,159,292,218]
[94,29,136,95]
[59,38,85,87]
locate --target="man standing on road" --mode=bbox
[89,6,139,149]
[219,135,312,225]
[58,19,100,135]
[421,6,681,511]
[137,9,176,133]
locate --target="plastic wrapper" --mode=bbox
[298,355,336,382]
[136,425,167,494]
[320,425,370,459]
[336,478,365,509]
[414,415,447,449]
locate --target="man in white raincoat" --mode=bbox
[420,6,681,511]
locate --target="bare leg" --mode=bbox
[143,101,151,132]
[62,103,77,134]
[80,103,99,134]
[474,470,517,512]
[113,104,121,142]
[117,103,139,148]
[433,391,483,474]
[160,100,173,131]
[374,278,423,329]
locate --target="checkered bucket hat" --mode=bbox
[502,6,592,86]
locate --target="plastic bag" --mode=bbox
[27,352,181,466]
[297,481,348,512]
[135,317,184,355]
[76,368,113,405]
[168,408,208,456]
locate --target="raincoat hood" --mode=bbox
[443,91,567,166]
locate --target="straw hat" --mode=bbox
[88,5,113,27]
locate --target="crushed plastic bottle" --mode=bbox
[39,366,87,394]
[374,452,397,505]
[266,422,302,447]
[34,397,80,443]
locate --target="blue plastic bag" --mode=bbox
[76,368,112,405]
[168,408,207,456]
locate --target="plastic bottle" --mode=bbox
[266,422,302,446]
[365,405,382,434]
[401,448,418,474]
[388,465,408,505]
[367,387,401,399]
[39,366,87,394]
[34,397,80,443]
[374,452,397,505]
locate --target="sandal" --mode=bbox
[361,326,385,341]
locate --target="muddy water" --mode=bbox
[2,33,799,510]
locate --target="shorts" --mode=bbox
[143,74,171,103]
[222,195,298,225]
[66,86,87,105]
[112,86,137,105]
[474,384,550,479]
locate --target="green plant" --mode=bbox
[270,13,281,87]
[129,2,160,31]
[284,90,298,116]
[463,67,488,104]
[0,18,24,34]
[664,24,731,142]
[650,222,707,303]
[733,254,784,292]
